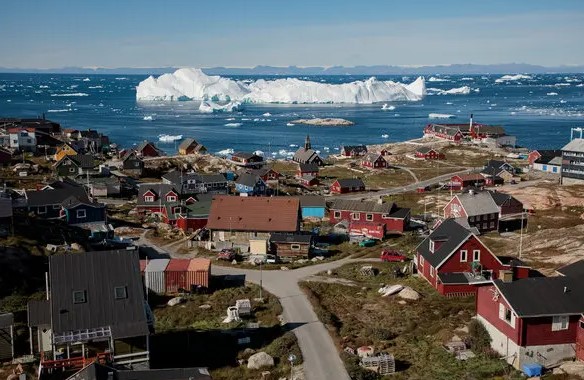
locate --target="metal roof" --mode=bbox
[557,260,584,278]
[27,300,50,327]
[270,233,314,244]
[145,258,170,272]
[188,258,211,272]
[562,138,584,153]
[335,178,365,188]
[26,187,90,207]
[48,250,149,338]
[298,195,326,208]
[456,191,500,216]
[165,259,191,272]
[0,313,14,328]
[329,199,394,214]
[417,218,472,268]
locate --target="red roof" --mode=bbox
[206,195,299,232]
[455,173,485,182]
[165,259,191,272]
[188,258,211,272]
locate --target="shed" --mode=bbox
[165,259,191,294]
[0,313,14,361]
[187,258,211,289]
[249,239,268,255]
[235,299,251,315]
[145,259,170,294]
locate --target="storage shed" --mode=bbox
[144,258,170,295]
[165,259,191,294]
[0,313,14,361]
[187,258,211,290]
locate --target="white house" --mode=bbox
[9,129,37,152]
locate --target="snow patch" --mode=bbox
[143,115,154,121]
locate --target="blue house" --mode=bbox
[235,173,266,195]
[61,197,107,225]
[299,195,326,219]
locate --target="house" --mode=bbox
[415,218,530,297]
[162,170,228,195]
[423,123,466,142]
[361,153,388,168]
[27,250,152,375]
[330,178,366,194]
[299,175,319,187]
[292,135,324,166]
[0,313,14,361]
[270,233,313,258]
[78,129,106,153]
[415,146,445,160]
[340,145,368,157]
[0,117,61,135]
[206,195,300,244]
[136,141,164,157]
[450,174,486,191]
[121,150,144,176]
[528,149,562,166]
[561,136,584,185]
[476,275,584,369]
[67,362,212,380]
[244,167,281,182]
[533,156,562,174]
[379,149,391,156]
[443,190,500,233]
[54,154,101,177]
[54,143,78,162]
[136,183,182,217]
[484,160,517,174]
[229,152,264,167]
[234,173,267,195]
[173,200,212,233]
[61,197,107,225]
[8,128,37,152]
[299,195,326,219]
[178,138,207,155]
[24,185,91,219]
[488,190,527,231]
[297,163,319,178]
[328,199,411,234]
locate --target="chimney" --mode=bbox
[377,198,383,205]
[564,286,569,294]
[499,269,513,283]
[469,114,473,129]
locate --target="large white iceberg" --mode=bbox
[199,100,242,113]
[136,68,426,104]
[495,74,532,83]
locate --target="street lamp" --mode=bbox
[288,354,297,379]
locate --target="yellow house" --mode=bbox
[54,143,78,162]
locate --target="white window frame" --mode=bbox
[73,290,87,304]
[352,212,360,221]
[38,206,47,214]
[382,213,391,219]
[333,211,341,219]
[144,195,155,202]
[419,255,425,267]
[430,266,434,277]
[366,213,374,221]
[53,204,61,210]
[552,315,569,331]
[499,303,516,327]
[473,249,480,262]
[290,244,301,251]
[429,240,435,253]
[76,209,87,219]
[460,250,468,262]
[167,195,177,202]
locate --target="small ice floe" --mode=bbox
[216,148,234,155]
[143,115,154,121]
[286,123,295,126]
[289,144,298,148]
[547,92,558,96]
[381,134,389,138]
[158,134,183,142]
[224,123,242,127]
[82,78,90,82]
[253,150,264,156]
[381,104,396,110]
[428,113,455,119]
[262,112,272,117]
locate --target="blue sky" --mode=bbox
[1,0,583,68]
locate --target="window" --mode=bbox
[460,250,468,262]
[73,290,87,304]
[144,195,154,202]
[69,167,75,173]
[498,303,516,327]
[114,286,128,300]
[53,204,61,209]
[469,216,475,222]
[167,195,177,202]
[419,255,425,267]
[352,213,360,221]
[366,214,373,221]
[552,316,569,331]
[291,244,301,251]
[333,211,341,219]
[473,250,480,262]
[38,206,47,214]
[76,209,86,219]
[490,221,495,228]
[430,266,434,277]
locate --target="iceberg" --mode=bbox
[495,74,532,83]
[143,115,154,121]
[216,148,234,155]
[547,92,558,96]
[158,134,182,142]
[199,100,242,113]
[429,113,455,119]
[136,68,426,104]
[224,122,242,127]
[428,76,449,82]
[381,104,396,110]
[441,86,471,95]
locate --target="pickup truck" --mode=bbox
[217,249,236,261]
[380,249,408,262]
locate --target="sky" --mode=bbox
[1,0,584,69]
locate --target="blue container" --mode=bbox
[522,363,543,377]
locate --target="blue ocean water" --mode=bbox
[0,73,583,156]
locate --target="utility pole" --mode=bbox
[259,261,263,300]
[518,213,526,259]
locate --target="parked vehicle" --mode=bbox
[217,249,236,261]
[380,249,408,262]
[358,239,377,247]
[266,254,278,264]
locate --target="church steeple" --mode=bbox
[304,134,311,150]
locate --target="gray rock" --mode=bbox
[199,304,211,309]
[167,297,185,306]
[398,286,420,300]
[247,352,275,369]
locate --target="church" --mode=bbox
[292,135,324,166]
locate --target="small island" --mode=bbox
[289,118,354,126]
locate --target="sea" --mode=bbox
[1,73,583,157]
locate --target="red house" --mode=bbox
[443,190,500,234]
[340,145,368,157]
[330,178,365,194]
[245,167,281,182]
[450,173,486,190]
[229,152,264,167]
[476,272,584,369]
[415,218,529,297]
[423,123,466,142]
[361,153,387,169]
[297,163,319,178]
[136,141,164,157]
[379,149,391,157]
[415,146,445,160]
[329,199,411,234]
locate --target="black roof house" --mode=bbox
[416,218,472,268]
[26,186,91,207]
[335,178,365,189]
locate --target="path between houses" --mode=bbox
[140,234,378,380]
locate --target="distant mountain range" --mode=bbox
[1,63,583,75]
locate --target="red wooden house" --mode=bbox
[476,272,584,369]
[340,145,368,157]
[330,178,365,194]
[450,173,486,191]
[415,218,529,297]
[379,149,391,156]
[415,146,445,160]
[329,199,410,234]
[296,163,319,178]
[136,141,164,157]
[361,153,388,169]
[423,123,466,142]
[245,167,281,182]
[443,190,500,234]
[229,152,264,167]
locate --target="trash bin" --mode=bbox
[522,363,543,377]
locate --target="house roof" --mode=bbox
[188,258,211,272]
[416,146,436,154]
[27,300,50,326]
[562,138,584,153]
[236,173,264,188]
[178,138,199,151]
[162,171,226,186]
[533,150,562,164]
[437,272,471,285]
[485,160,512,170]
[341,145,368,153]
[548,156,563,166]
[494,276,584,317]
[26,186,90,207]
[487,190,521,207]
[363,152,385,162]
[417,218,472,268]
[48,250,149,338]
[66,154,97,169]
[455,173,485,182]
[329,199,394,214]
[206,195,299,232]
[231,152,260,160]
[68,363,212,380]
[474,125,506,135]
[137,183,180,205]
[335,178,365,188]
[299,195,326,208]
[293,148,321,164]
[270,233,313,244]
[298,162,319,172]
[456,191,500,216]
[0,313,14,328]
[557,260,584,278]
